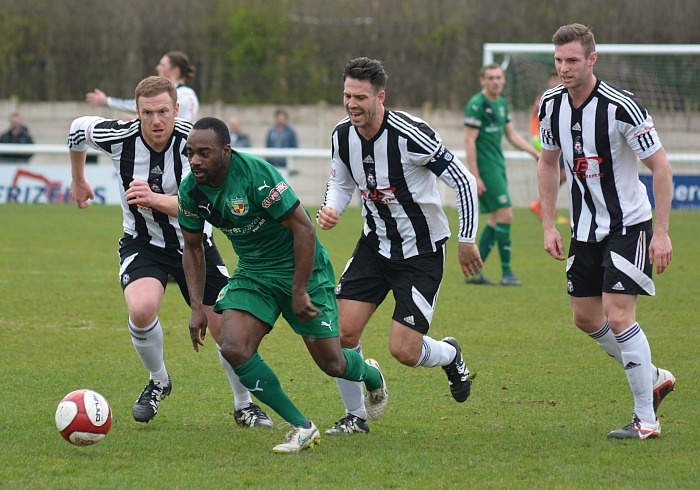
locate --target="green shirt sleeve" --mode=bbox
[177,174,205,233]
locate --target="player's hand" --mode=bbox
[125,179,154,209]
[476,177,487,196]
[317,207,339,230]
[649,233,672,274]
[85,88,108,107]
[292,291,320,322]
[543,227,566,261]
[458,242,483,278]
[69,179,95,209]
[188,307,208,352]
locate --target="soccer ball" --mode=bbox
[55,389,112,446]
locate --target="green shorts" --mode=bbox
[214,261,339,339]
[478,169,511,213]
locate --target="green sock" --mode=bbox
[478,224,497,263]
[494,222,512,276]
[341,348,382,391]
[233,352,306,427]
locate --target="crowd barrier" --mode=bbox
[1,144,698,209]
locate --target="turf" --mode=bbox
[0,204,697,489]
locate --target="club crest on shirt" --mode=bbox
[227,196,248,216]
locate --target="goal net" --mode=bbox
[476,43,700,209]
[483,43,700,150]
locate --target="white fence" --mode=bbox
[1,144,699,208]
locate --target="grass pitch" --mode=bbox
[0,205,698,489]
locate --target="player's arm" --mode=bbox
[318,137,356,230]
[432,149,483,277]
[68,116,102,208]
[641,147,673,274]
[504,122,541,160]
[69,150,94,209]
[280,204,321,322]
[463,125,485,195]
[181,227,209,351]
[85,88,109,108]
[537,148,565,260]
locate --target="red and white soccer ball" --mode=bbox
[55,389,112,446]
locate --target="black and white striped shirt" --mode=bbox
[321,110,478,260]
[539,79,662,242]
[68,116,211,250]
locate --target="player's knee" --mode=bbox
[389,344,419,367]
[605,313,636,333]
[219,341,251,367]
[127,310,157,329]
[339,330,360,348]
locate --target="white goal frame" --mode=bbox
[482,42,700,168]
[483,43,700,66]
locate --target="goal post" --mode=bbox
[483,43,700,65]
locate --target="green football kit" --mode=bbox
[464,91,511,213]
[178,150,337,339]
[178,150,384,429]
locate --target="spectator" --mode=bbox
[228,116,252,147]
[0,112,34,163]
[265,108,298,176]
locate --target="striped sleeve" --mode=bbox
[67,116,105,151]
[436,153,478,243]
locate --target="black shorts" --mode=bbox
[335,237,445,334]
[118,235,229,306]
[566,220,655,297]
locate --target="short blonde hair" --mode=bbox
[134,76,177,106]
[553,23,596,57]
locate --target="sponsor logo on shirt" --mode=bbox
[634,126,654,137]
[262,182,288,208]
[362,187,396,204]
[464,116,481,127]
[573,156,604,180]
[219,217,266,235]
[178,202,199,217]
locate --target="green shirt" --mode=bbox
[178,150,329,278]
[464,92,510,175]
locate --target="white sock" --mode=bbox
[217,344,252,410]
[590,323,659,381]
[335,343,367,420]
[413,336,456,368]
[129,316,168,386]
[616,323,655,423]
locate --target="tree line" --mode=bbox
[2,0,699,108]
